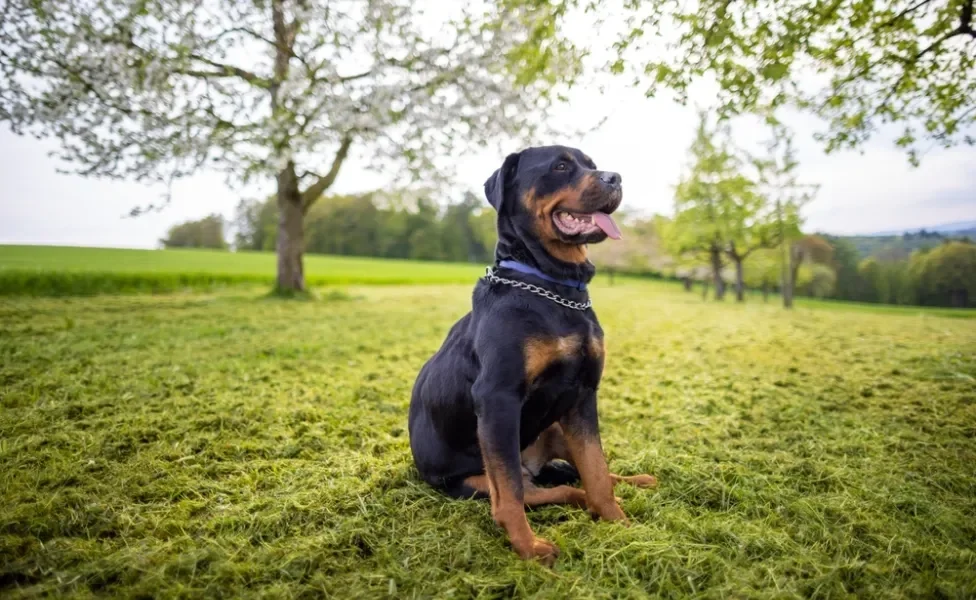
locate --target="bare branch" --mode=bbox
[301,134,353,211]
[188,54,268,87]
[339,70,373,82]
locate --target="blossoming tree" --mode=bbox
[0,0,578,292]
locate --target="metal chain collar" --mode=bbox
[483,267,592,311]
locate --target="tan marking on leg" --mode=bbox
[468,473,587,508]
[478,443,559,564]
[611,473,658,488]
[559,426,626,522]
[524,336,582,382]
[524,479,587,508]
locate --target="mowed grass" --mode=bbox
[0,245,484,295]
[1,282,975,598]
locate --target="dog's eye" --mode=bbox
[553,162,569,172]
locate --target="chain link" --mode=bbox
[482,267,592,311]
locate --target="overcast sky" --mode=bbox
[1,42,973,249]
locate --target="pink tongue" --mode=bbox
[591,212,622,240]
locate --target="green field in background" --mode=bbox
[0,245,485,295]
[2,244,975,320]
[0,245,483,281]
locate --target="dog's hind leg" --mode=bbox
[525,423,656,489]
[464,474,586,508]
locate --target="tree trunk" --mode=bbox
[276,162,305,293]
[777,200,793,310]
[683,277,693,292]
[734,257,745,302]
[710,245,725,301]
[781,239,793,310]
[784,257,800,310]
[762,281,769,303]
[608,268,615,286]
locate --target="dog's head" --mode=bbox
[484,146,622,265]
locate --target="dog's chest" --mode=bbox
[522,322,604,391]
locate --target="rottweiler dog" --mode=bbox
[408,145,656,564]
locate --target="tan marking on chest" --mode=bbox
[588,335,604,359]
[524,335,582,382]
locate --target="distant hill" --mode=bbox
[826,224,976,261]
[868,220,976,236]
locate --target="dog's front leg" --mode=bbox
[560,394,627,522]
[473,379,559,565]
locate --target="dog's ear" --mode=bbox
[483,152,521,212]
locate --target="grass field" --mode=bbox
[0,245,484,295]
[2,280,975,598]
[3,245,975,323]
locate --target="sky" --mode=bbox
[1,15,974,249]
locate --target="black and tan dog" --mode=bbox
[408,145,656,564]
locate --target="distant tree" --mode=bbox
[752,127,817,309]
[613,0,976,165]
[470,208,498,261]
[742,248,781,302]
[911,241,976,307]
[724,193,778,302]
[824,236,863,301]
[858,257,886,303]
[233,197,278,252]
[858,256,918,305]
[669,113,757,301]
[230,189,498,263]
[798,263,837,299]
[441,193,491,263]
[0,0,580,293]
[161,214,228,250]
[305,194,383,257]
[789,236,834,304]
[589,211,667,284]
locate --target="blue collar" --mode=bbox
[498,260,587,291]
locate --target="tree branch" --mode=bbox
[961,0,975,36]
[876,19,974,115]
[106,31,269,88]
[188,54,268,87]
[339,70,373,82]
[301,134,354,211]
[879,0,936,29]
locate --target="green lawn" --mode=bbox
[1,281,974,598]
[0,245,484,295]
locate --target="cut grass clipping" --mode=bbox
[1,282,974,598]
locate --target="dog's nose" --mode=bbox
[599,171,622,187]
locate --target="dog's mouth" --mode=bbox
[553,210,622,240]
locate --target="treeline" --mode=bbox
[161,192,975,308]
[159,214,227,250]
[843,228,976,260]
[231,191,497,263]
[825,236,975,308]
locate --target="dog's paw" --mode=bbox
[590,500,627,523]
[630,474,658,488]
[516,536,560,566]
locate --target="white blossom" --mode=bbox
[0,0,581,198]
